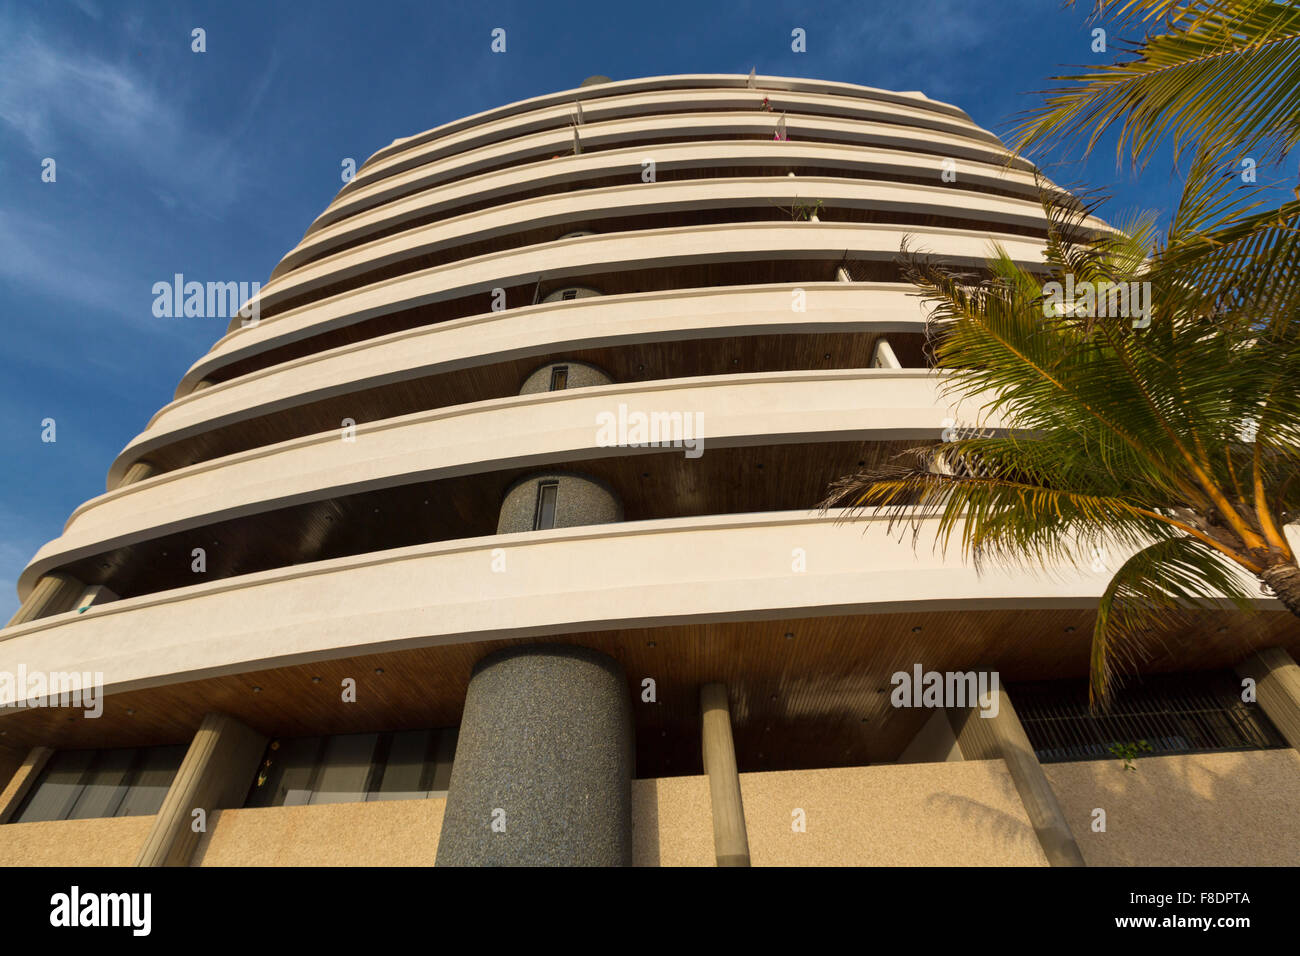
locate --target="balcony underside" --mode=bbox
[0,605,1294,779]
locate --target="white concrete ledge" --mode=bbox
[360,74,975,174]
[118,283,923,483]
[260,176,1062,313]
[189,222,1048,387]
[315,110,1020,234]
[31,370,976,595]
[0,510,1218,701]
[277,141,1048,281]
[341,76,997,203]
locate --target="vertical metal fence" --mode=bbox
[1010,670,1287,764]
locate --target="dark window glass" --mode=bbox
[10,745,185,824]
[12,750,94,823]
[310,733,380,805]
[370,730,433,801]
[244,728,458,807]
[426,727,457,793]
[116,745,187,817]
[247,735,324,807]
[67,747,136,820]
[533,481,559,530]
[561,288,578,300]
[549,366,569,391]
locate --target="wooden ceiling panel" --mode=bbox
[3,607,1295,779]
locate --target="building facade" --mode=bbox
[1,74,1298,867]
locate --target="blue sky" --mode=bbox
[0,0,1184,620]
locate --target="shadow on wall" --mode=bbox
[924,789,1050,856]
[737,762,1048,866]
[1044,749,1300,867]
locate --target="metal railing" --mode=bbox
[1010,670,1288,764]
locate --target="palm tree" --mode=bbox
[1015,0,1300,323]
[823,0,1300,704]
[1014,1,1300,181]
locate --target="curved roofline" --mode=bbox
[358,73,977,176]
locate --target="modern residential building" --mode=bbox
[1,74,1297,867]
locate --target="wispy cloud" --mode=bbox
[0,208,153,325]
[70,0,102,22]
[0,10,274,215]
[0,8,281,334]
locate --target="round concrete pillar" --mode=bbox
[496,471,622,534]
[541,284,602,302]
[519,359,611,395]
[436,645,633,866]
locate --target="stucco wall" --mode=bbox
[194,798,446,866]
[632,775,715,866]
[739,761,1048,866]
[1045,749,1300,867]
[0,816,155,866]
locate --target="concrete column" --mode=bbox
[134,712,267,867]
[6,572,84,628]
[871,338,902,369]
[700,682,751,866]
[436,644,633,866]
[0,746,54,824]
[117,461,157,487]
[947,689,1085,867]
[74,584,119,613]
[1236,647,1300,751]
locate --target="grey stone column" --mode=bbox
[436,644,634,866]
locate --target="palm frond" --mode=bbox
[1015,1,1300,170]
[1090,535,1259,704]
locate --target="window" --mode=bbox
[310,733,379,805]
[244,728,457,808]
[11,745,187,823]
[560,288,578,301]
[533,481,559,530]
[549,366,569,391]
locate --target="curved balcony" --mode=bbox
[112,284,925,483]
[31,369,974,594]
[185,222,1048,390]
[339,76,997,201]
[313,108,1028,236]
[8,510,1280,700]
[275,141,1047,281]
[358,74,976,176]
[253,176,1064,318]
